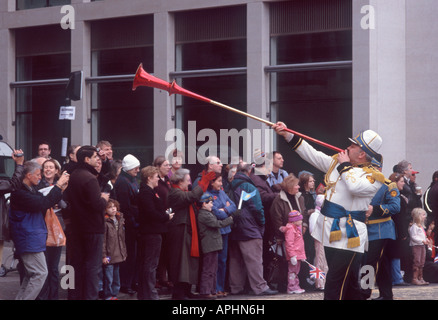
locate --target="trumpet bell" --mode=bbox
[132,63,172,92]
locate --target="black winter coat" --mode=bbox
[64,163,107,234]
[137,183,170,235]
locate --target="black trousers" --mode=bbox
[120,227,139,290]
[137,234,162,300]
[362,239,393,299]
[324,246,363,300]
[68,233,103,300]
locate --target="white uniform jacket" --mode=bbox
[287,134,382,253]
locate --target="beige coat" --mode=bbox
[270,190,306,240]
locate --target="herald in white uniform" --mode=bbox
[287,135,382,253]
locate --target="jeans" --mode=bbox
[391,259,404,284]
[103,263,121,299]
[216,234,229,292]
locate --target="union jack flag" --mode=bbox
[306,261,326,280]
[434,256,438,263]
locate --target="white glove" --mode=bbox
[290,256,297,265]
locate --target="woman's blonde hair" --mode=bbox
[140,166,159,184]
[411,207,427,227]
[281,174,299,192]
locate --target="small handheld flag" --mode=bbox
[303,260,326,280]
[434,256,438,263]
[238,190,257,209]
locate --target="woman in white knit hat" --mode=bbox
[114,154,141,295]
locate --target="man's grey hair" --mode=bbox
[237,162,253,174]
[397,160,411,172]
[170,168,190,184]
[24,161,41,177]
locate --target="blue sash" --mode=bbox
[321,200,366,248]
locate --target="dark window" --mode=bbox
[176,75,247,177]
[178,39,246,71]
[90,15,154,166]
[275,30,352,64]
[16,82,71,160]
[96,47,153,76]
[272,68,352,182]
[269,0,352,185]
[16,0,70,10]
[91,82,153,165]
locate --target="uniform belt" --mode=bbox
[321,200,365,248]
[366,216,392,225]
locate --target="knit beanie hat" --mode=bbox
[253,148,265,166]
[288,210,303,223]
[122,154,140,172]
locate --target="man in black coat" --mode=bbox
[395,160,422,215]
[64,146,109,300]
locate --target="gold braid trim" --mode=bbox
[329,230,342,243]
[347,236,361,249]
[362,166,387,184]
[387,182,397,192]
[324,154,340,201]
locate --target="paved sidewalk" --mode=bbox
[1,242,438,301]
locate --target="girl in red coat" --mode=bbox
[279,210,306,294]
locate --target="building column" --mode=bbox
[0,28,15,145]
[70,20,91,146]
[405,0,438,189]
[353,0,406,177]
[153,12,176,159]
[246,2,271,161]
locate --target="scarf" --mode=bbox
[172,184,200,258]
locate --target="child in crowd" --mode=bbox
[313,194,327,291]
[102,199,127,300]
[197,192,238,300]
[409,208,430,285]
[280,210,306,294]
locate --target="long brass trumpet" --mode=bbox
[132,63,343,153]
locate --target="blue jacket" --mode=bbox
[266,169,288,187]
[9,184,63,255]
[367,181,400,241]
[229,173,264,241]
[208,188,236,235]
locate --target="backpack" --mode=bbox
[227,180,245,206]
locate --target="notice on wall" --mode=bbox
[59,106,76,120]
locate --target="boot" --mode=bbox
[411,268,421,285]
[418,268,429,285]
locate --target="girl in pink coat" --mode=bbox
[279,210,306,294]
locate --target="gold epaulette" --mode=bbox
[362,166,387,184]
[387,181,397,192]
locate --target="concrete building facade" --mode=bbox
[0,0,437,189]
